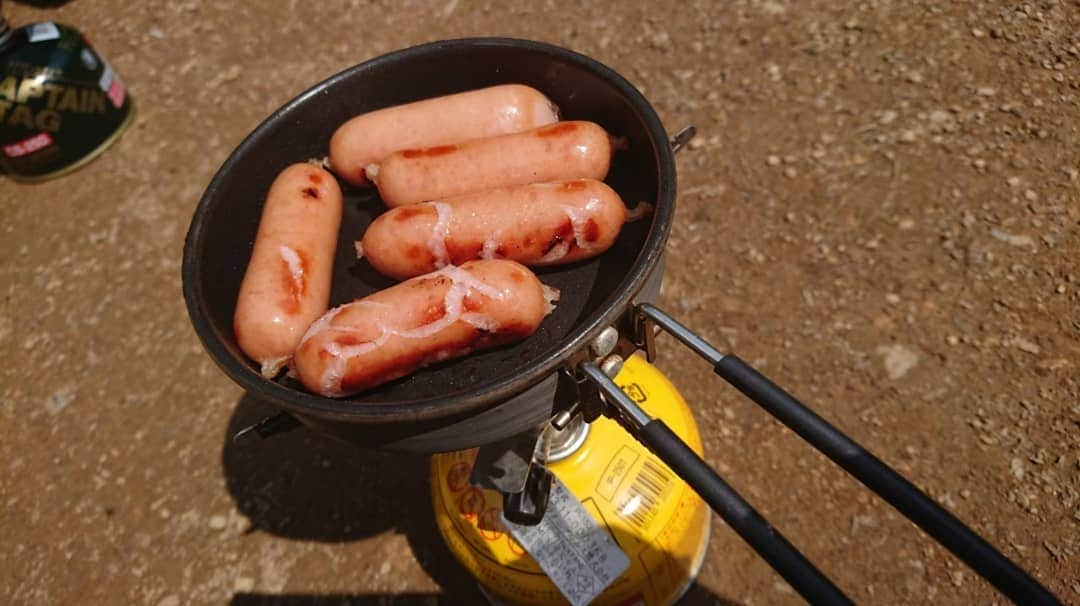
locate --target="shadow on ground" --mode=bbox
[222,394,742,605]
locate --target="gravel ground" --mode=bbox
[2,1,1077,605]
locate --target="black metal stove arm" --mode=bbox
[581,363,853,606]
[232,411,301,446]
[633,303,1062,606]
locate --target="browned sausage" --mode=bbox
[233,163,343,377]
[367,121,613,207]
[357,179,630,280]
[293,259,558,397]
[329,84,559,186]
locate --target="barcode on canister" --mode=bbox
[616,458,671,529]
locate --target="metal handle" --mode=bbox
[633,303,1062,606]
[582,363,852,605]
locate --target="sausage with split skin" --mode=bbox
[368,121,615,207]
[329,84,559,186]
[292,259,558,397]
[233,163,343,378]
[357,179,637,281]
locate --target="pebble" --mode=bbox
[876,345,920,380]
[1010,337,1041,355]
[1010,458,1025,479]
[766,154,781,166]
[148,27,165,40]
[157,596,180,606]
[878,109,898,125]
[783,167,798,178]
[976,86,997,97]
[1006,176,1021,187]
[989,229,1034,247]
[885,293,900,304]
[234,577,255,592]
[46,389,75,415]
[946,335,960,346]
[899,129,918,143]
[208,515,227,530]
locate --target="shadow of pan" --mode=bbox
[222,396,746,605]
[229,582,744,605]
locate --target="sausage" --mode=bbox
[329,84,559,186]
[368,121,614,207]
[357,179,631,280]
[233,163,343,378]
[293,259,558,397]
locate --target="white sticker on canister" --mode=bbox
[98,63,114,92]
[503,477,630,606]
[26,23,60,43]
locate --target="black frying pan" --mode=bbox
[182,38,673,449]
[182,38,1059,605]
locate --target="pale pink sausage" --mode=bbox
[369,121,613,207]
[234,163,343,377]
[329,84,559,186]
[293,260,557,397]
[357,179,630,280]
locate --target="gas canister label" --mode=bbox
[26,23,60,43]
[503,477,630,606]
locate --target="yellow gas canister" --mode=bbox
[431,354,710,605]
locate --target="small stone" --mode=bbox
[960,489,971,499]
[906,71,924,84]
[989,229,1034,247]
[157,596,180,606]
[766,154,781,166]
[1023,189,1038,202]
[209,515,227,530]
[148,27,165,40]
[878,109,898,125]
[972,158,987,170]
[783,167,798,178]
[946,335,960,346]
[976,86,997,97]
[1010,337,1041,355]
[1056,284,1066,294]
[876,344,920,380]
[1010,458,1025,479]
[1006,176,1021,187]
[46,390,75,414]
[971,28,986,38]
[898,218,915,230]
[379,561,392,575]
[899,129,918,143]
[951,571,964,587]
[234,577,255,592]
[885,293,900,304]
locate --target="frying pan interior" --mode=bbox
[183,38,675,426]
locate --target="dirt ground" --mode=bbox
[2,0,1077,604]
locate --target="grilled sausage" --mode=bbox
[357,179,630,280]
[368,121,613,207]
[293,259,558,397]
[233,163,343,377]
[329,84,559,186]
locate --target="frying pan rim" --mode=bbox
[181,36,676,424]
